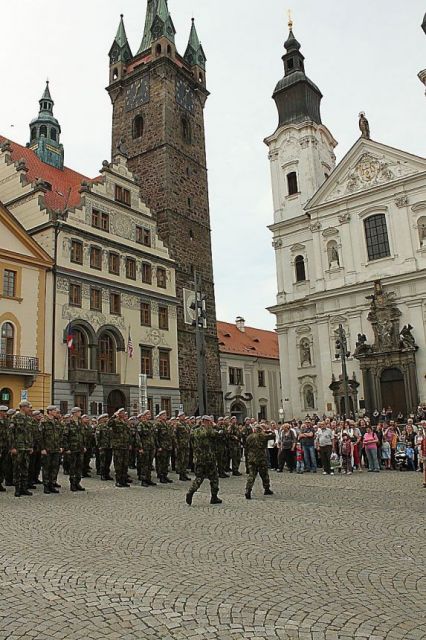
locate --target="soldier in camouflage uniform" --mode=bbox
[0,405,9,492]
[8,400,34,497]
[241,417,254,473]
[62,414,71,475]
[3,409,15,485]
[40,405,63,494]
[186,415,222,506]
[109,408,133,488]
[137,410,157,487]
[82,414,93,477]
[155,410,175,483]
[245,423,275,500]
[96,414,113,481]
[62,407,86,491]
[228,416,243,476]
[28,410,43,487]
[175,412,191,481]
[214,417,229,479]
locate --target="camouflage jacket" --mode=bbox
[8,412,33,451]
[96,422,111,449]
[245,432,275,464]
[228,423,242,448]
[137,421,156,450]
[192,425,217,465]
[155,421,175,450]
[31,419,42,449]
[62,418,85,452]
[109,418,131,449]
[40,417,62,453]
[0,417,8,450]
[175,422,191,447]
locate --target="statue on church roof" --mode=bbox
[359,112,370,139]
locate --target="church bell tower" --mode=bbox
[107,2,222,416]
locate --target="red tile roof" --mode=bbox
[217,321,279,360]
[0,135,101,211]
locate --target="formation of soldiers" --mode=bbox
[0,402,276,502]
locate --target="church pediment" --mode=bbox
[307,138,426,210]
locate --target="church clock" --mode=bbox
[176,78,195,114]
[125,76,150,112]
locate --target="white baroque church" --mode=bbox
[266,22,426,419]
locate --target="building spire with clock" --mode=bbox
[107,2,222,416]
[109,14,133,84]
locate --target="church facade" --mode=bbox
[266,22,426,419]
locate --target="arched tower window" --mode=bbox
[113,68,119,81]
[69,328,88,370]
[364,214,390,261]
[30,127,37,141]
[295,255,306,282]
[133,115,144,139]
[39,125,47,137]
[98,332,116,374]
[181,117,191,144]
[1,322,14,355]
[156,44,162,56]
[50,127,57,141]
[287,171,298,196]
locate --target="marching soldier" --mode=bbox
[137,410,157,487]
[109,408,133,488]
[228,416,243,476]
[28,409,43,487]
[82,414,93,477]
[40,405,63,494]
[214,417,229,479]
[175,412,191,481]
[241,417,254,473]
[0,405,9,492]
[245,423,275,500]
[186,415,222,506]
[62,407,86,492]
[96,414,113,481]
[3,409,16,485]
[155,410,174,483]
[9,400,34,497]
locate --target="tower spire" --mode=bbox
[137,0,176,55]
[109,14,132,66]
[184,18,206,71]
[29,81,64,170]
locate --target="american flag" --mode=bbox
[127,331,134,358]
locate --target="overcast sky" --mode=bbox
[1,1,425,329]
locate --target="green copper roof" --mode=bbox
[41,80,53,103]
[137,0,175,54]
[115,14,129,48]
[109,14,133,64]
[184,18,206,70]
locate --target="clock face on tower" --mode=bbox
[176,78,195,114]
[125,76,150,112]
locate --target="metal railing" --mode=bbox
[0,354,39,372]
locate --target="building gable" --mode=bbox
[0,200,53,267]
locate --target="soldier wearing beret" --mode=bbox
[62,407,86,491]
[0,405,9,492]
[186,415,222,506]
[137,410,157,487]
[9,401,34,497]
[96,414,113,481]
[154,410,175,484]
[40,406,63,494]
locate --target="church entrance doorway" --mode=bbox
[380,368,406,417]
[107,389,126,416]
[230,401,247,424]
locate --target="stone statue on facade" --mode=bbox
[300,340,312,366]
[116,137,128,158]
[366,281,401,351]
[353,333,372,356]
[400,325,417,350]
[359,112,370,139]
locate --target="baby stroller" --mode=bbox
[395,442,407,471]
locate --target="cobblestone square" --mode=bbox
[0,469,424,640]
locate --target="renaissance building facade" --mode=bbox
[266,22,426,419]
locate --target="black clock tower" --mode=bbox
[107,2,223,416]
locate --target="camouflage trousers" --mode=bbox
[176,444,189,476]
[41,452,61,487]
[83,448,92,475]
[189,460,219,496]
[245,461,271,493]
[0,448,8,484]
[29,451,42,483]
[215,443,228,475]
[138,447,154,482]
[113,448,129,485]
[229,444,242,473]
[156,449,171,478]
[99,448,112,478]
[69,451,83,485]
[12,450,30,489]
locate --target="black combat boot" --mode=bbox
[264,488,274,496]
[147,479,157,486]
[70,482,78,492]
[165,476,173,484]
[53,482,61,488]
[76,483,85,491]
[21,489,33,496]
[210,495,222,505]
[14,487,21,497]
[43,485,51,494]
[185,492,194,506]
[232,471,242,477]
[245,491,251,500]
[0,484,6,492]
[49,485,59,494]
[141,480,150,487]
[159,476,168,484]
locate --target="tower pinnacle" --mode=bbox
[184,18,206,72]
[29,82,64,170]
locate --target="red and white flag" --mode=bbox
[66,323,75,351]
[127,331,134,358]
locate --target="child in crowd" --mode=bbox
[341,433,353,475]
[296,442,304,474]
[405,445,415,471]
[381,438,391,469]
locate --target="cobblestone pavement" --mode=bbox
[0,468,425,640]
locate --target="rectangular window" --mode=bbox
[110,292,121,315]
[259,405,267,421]
[157,267,167,289]
[287,171,299,196]
[158,306,169,330]
[90,246,102,270]
[126,257,137,280]
[140,301,151,326]
[161,397,171,416]
[136,226,152,247]
[159,349,171,379]
[115,185,131,206]
[229,367,244,386]
[140,347,153,378]
[70,240,83,265]
[69,283,82,307]
[74,394,87,415]
[3,269,16,297]
[109,252,120,275]
[364,214,391,261]
[59,400,68,415]
[92,209,109,231]
[90,287,102,311]
[258,370,266,387]
[142,262,152,284]
[147,397,154,415]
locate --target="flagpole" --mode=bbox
[124,325,130,385]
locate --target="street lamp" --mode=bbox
[335,323,351,419]
[190,271,208,416]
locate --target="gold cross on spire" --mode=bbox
[288,9,293,30]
